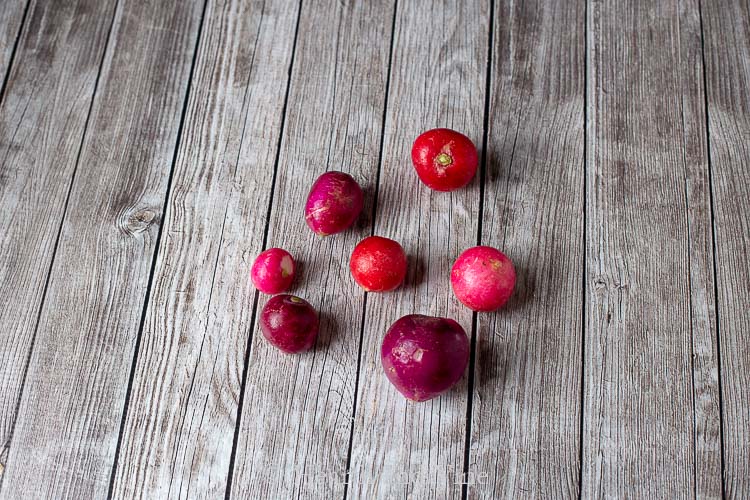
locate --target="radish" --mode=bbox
[451,246,516,311]
[381,314,469,402]
[305,171,364,236]
[411,128,478,191]
[350,236,407,292]
[251,248,296,294]
[260,294,319,354]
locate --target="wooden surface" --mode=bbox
[0,0,204,496]
[230,0,392,498]
[0,0,118,479]
[468,0,584,497]
[347,1,487,498]
[583,0,722,497]
[702,0,750,497]
[0,0,748,498]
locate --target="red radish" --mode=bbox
[381,314,469,402]
[305,171,364,236]
[260,294,319,354]
[411,128,478,191]
[251,248,296,294]
[451,246,516,311]
[350,236,407,292]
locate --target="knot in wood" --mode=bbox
[123,208,158,234]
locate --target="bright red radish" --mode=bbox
[350,236,407,292]
[451,246,516,311]
[411,128,478,191]
[251,248,296,294]
[381,314,469,402]
[305,171,364,236]
[260,294,319,354]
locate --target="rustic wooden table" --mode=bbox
[0,0,747,498]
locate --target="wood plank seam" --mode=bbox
[0,0,30,107]
[340,2,399,497]
[579,0,589,497]
[105,0,210,496]
[460,0,494,497]
[0,0,121,485]
[347,1,489,496]
[224,1,305,496]
[0,0,33,472]
[343,0,403,491]
[696,0,727,495]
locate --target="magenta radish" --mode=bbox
[251,248,296,294]
[451,246,516,311]
[381,314,469,402]
[260,294,319,354]
[305,171,364,236]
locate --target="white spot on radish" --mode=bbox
[280,256,294,278]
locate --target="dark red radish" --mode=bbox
[305,171,364,236]
[260,294,319,354]
[350,236,407,292]
[251,248,296,294]
[381,314,469,402]
[411,128,478,192]
[451,246,516,311]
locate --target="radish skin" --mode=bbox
[260,294,318,354]
[305,171,364,236]
[381,314,469,402]
[411,128,478,192]
[251,248,296,295]
[350,236,407,292]
[451,246,516,311]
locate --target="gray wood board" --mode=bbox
[110,0,301,497]
[347,0,489,497]
[0,0,117,479]
[701,0,750,496]
[468,0,585,497]
[0,0,205,497]
[0,0,27,92]
[228,0,394,497]
[582,0,722,497]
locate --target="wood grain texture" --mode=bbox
[0,0,204,497]
[228,0,394,497]
[347,1,488,497]
[0,0,116,479]
[467,0,584,497]
[110,0,301,497]
[0,0,27,89]
[583,0,721,497]
[701,0,750,496]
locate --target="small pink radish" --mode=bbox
[381,314,469,402]
[305,171,364,236]
[260,294,319,354]
[251,248,296,295]
[451,246,516,311]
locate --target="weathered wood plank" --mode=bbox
[0,0,205,497]
[0,0,117,480]
[347,1,489,497]
[467,0,584,497]
[0,0,27,91]
[228,0,394,497]
[675,1,724,495]
[583,0,722,497]
[109,1,300,497]
[701,0,750,496]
